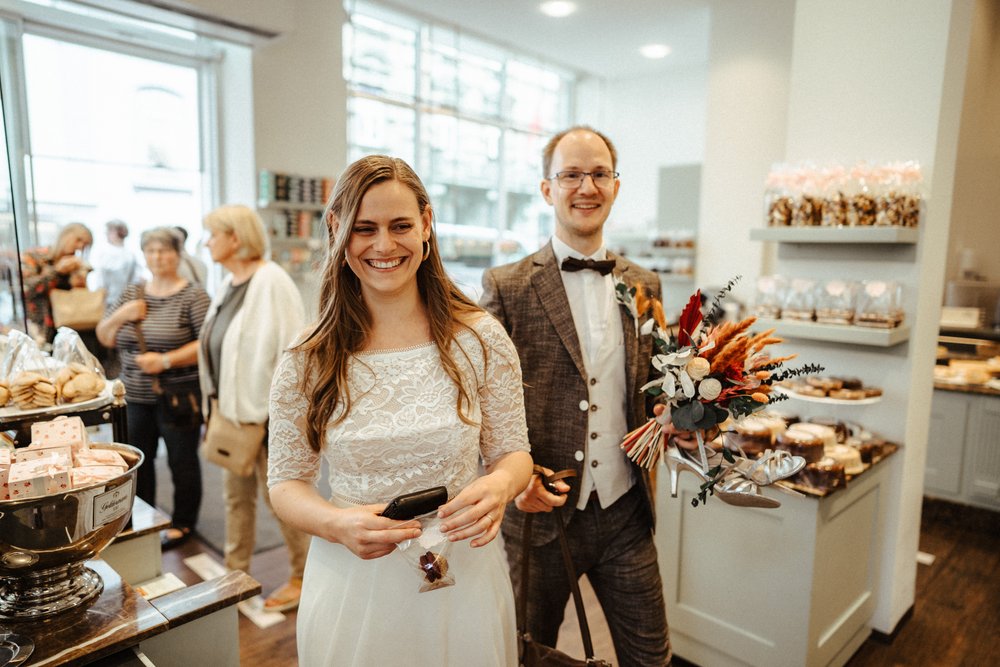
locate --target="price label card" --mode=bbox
[91,480,133,530]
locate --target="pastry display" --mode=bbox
[776,428,825,463]
[728,418,774,457]
[0,381,10,406]
[805,418,849,444]
[55,362,106,403]
[778,375,883,402]
[787,423,837,449]
[10,372,57,410]
[826,444,864,476]
[793,459,847,492]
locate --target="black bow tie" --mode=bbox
[560,256,616,275]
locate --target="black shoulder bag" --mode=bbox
[518,466,612,667]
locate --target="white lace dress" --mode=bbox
[268,316,530,667]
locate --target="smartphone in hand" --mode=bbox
[380,486,448,520]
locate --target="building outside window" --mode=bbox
[343,0,575,297]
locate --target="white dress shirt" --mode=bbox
[551,236,634,509]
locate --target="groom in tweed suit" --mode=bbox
[482,126,670,666]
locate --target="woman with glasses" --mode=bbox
[96,227,210,549]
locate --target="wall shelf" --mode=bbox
[749,227,919,244]
[754,317,911,347]
[257,201,325,212]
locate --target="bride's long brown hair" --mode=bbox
[294,156,485,452]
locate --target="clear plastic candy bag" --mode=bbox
[396,515,455,593]
[52,327,106,379]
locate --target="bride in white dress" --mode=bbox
[268,155,533,667]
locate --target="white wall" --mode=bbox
[214,41,256,207]
[699,0,797,305]
[946,0,1000,285]
[251,0,347,179]
[159,0,298,34]
[577,66,708,237]
[185,0,347,183]
[783,0,973,633]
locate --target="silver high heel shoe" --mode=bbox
[732,449,807,486]
[666,446,781,509]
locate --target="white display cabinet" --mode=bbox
[657,459,890,667]
[925,387,1000,510]
[660,225,922,667]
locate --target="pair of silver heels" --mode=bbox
[667,436,806,509]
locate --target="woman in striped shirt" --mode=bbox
[97,227,211,549]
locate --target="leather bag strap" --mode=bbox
[518,466,599,660]
[131,284,163,395]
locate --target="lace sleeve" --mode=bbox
[267,350,321,488]
[476,315,530,468]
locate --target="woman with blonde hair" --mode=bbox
[21,222,93,342]
[198,204,310,611]
[268,155,532,665]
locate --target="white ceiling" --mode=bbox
[377,0,711,79]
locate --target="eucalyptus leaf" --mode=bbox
[671,403,697,431]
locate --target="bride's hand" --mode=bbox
[329,503,421,560]
[437,472,511,548]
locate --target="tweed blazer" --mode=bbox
[481,241,661,547]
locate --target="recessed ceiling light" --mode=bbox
[539,1,577,18]
[640,43,672,59]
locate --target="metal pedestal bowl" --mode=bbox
[0,443,143,620]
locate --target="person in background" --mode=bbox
[268,155,532,664]
[20,222,93,343]
[89,220,142,377]
[96,227,210,550]
[89,220,142,307]
[174,225,208,288]
[481,126,672,666]
[198,204,310,612]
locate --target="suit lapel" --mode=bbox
[530,243,588,382]
[612,254,641,420]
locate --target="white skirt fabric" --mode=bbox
[296,533,518,666]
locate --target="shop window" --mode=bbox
[22,33,204,262]
[344,0,573,298]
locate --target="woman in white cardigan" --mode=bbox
[198,204,310,612]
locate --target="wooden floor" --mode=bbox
[160,497,1000,666]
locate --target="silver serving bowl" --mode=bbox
[0,443,143,620]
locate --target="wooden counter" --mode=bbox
[1,560,259,666]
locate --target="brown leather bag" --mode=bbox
[201,398,265,477]
[50,287,107,330]
[518,467,613,667]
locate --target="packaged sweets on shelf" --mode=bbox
[815,279,858,325]
[855,280,905,328]
[753,275,786,319]
[764,161,922,229]
[782,278,817,321]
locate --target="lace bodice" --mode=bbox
[268,315,530,505]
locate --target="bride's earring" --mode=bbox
[422,240,430,261]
